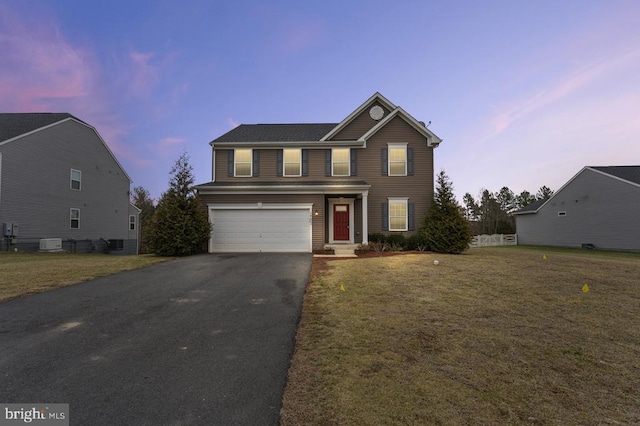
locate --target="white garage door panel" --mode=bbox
[211,208,311,252]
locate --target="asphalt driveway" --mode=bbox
[0,253,312,425]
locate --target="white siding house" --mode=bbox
[513,166,640,252]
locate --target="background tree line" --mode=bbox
[462,186,554,235]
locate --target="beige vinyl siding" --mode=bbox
[199,193,325,250]
[331,102,393,140]
[357,115,434,236]
[209,111,435,240]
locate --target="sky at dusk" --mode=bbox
[2,1,639,202]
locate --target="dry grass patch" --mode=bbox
[0,252,171,302]
[282,248,640,425]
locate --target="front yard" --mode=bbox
[0,252,171,303]
[281,247,640,425]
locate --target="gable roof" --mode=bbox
[513,165,640,215]
[590,166,640,185]
[210,92,443,147]
[0,112,132,183]
[0,113,80,143]
[212,123,337,143]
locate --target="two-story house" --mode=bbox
[195,92,442,253]
[0,113,139,254]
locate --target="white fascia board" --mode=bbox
[1,117,133,184]
[208,202,314,210]
[359,107,443,147]
[197,183,371,195]
[211,140,364,149]
[320,92,397,141]
[513,167,588,216]
[587,166,640,189]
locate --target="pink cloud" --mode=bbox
[282,19,325,53]
[128,50,159,97]
[488,49,640,139]
[0,7,93,111]
[227,117,240,129]
[154,137,186,156]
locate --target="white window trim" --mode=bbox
[70,208,80,229]
[388,197,409,231]
[332,148,350,177]
[129,215,136,230]
[283,148,302,177]
[388,143,407,177]
[70,169,81,190]
[234,149,252,177]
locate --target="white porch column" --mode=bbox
[361,191,368,244]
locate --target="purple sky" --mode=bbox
[2,1,639,201]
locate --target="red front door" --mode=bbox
[333,204,350,241]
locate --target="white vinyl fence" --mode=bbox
[470,234,518,247]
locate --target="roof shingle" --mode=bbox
[590,166,640,185]
[212,123,338,143]
[0,113,78,143]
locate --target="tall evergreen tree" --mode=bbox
[421,170,472,254]
[131,186,156,254]
[146,153,211,256]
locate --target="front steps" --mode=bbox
[317,244,359,257]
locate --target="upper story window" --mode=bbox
[70,169,81,190]
[283,149,301,177]
[332,148,350,176]
[388,198,408,231]
[129,215,136,230]
[388,144,407,176]
[70,208,80,229]
[234,149,252,177]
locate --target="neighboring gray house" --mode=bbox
[0,113,139,254]
[196,92,442,253]
[513,166,640,251]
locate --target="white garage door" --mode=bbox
[210,207,311,252]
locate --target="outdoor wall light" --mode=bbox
[314,209,320,217]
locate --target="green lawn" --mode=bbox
[281,247,640,425]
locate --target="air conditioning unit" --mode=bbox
[39,238,63,252]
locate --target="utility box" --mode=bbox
[3,222,18,237]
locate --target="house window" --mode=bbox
[234,149,252,177]
[283,149,301,177]
[388,144,407,176]
[389,199,408,231]
[332,148,350,176]
[70,208,80,229]
[129,215,136,230]
[70,169,81,190]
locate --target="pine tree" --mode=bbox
[131,186,155,254]
[146,153,211,256]
[421,170,472,254]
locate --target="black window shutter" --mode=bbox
[381,148,388,176]
[302,149,309,176]
[381,203,389,231]
[276,150,283,177]
[252,149,260,177]
[408,202,415,231]
[227,150,234,176]
[407,147,414,176]
[350,149,357,176]
[325,150,332,176]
